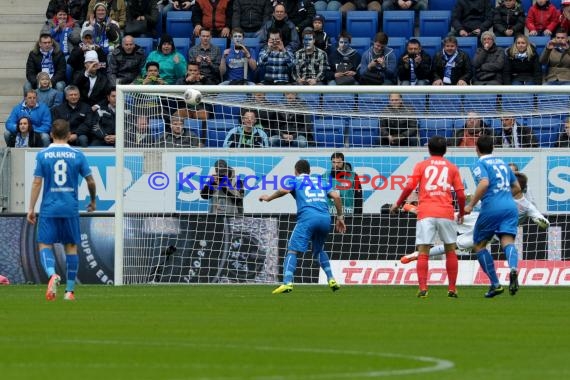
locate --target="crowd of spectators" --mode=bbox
[3,0,570,148]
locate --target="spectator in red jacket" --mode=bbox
[526,0,560,36]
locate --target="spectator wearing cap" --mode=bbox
[86,0,127,29]
[68,26,108,82]
[24,33,67,97]
[35,71,63,109]
[144,33,188,84]
[73,49,111,107]
[41,5,81,59]
[382,0,427,12]
[312,15,331,54]
[292,28,329,85]
[314,0,342,12]
[82,1,121,54]
[107,35,147,85]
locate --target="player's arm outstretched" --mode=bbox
[259,188,291,202]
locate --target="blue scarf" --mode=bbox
[40,48,54,77]
[442,49,458,84]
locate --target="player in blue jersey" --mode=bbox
[464,135,522,298]
[259,159,346,294]
[27,119,97,301]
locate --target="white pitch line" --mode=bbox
[0,337,454,379]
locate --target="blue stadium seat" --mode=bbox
[402,94,428,113]
[387,37,406,61]
[184,118,203,140]
[319,11,342,39]
[135,37,155,57]
[502,93,535,113]
[416,36,442,59]
[463,93,500,114]
[536,94,570,111]
[529,36,550,55]
[429,0,456,11]
[428,94,462,114]
[494,36,514,51]
[313,117,345,147]
[349,118,380,147]
[456,36,478,59]
[383,11,415,38]
[213,93,246,122]
[525,115,563,147]
[551,0,562,9]
[521,0,532,13]
[149,118,166,139]
[206,119,234,147]
[419,10,451,38]
[173,37,191,59]
[243,37,260,61]
[346,11,379,38]
[418,119,453,146]
[166,11,193,38]
[322,93,355,113]
[358,93,389,114]
[298,93,321,109]
[196,37,228,52]
[350,37,371,57]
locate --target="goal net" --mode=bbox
[114,85,570,286]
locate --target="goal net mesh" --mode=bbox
[115,85,569,286]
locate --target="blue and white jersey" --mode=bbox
[472,154,518,210]
[33,143,91,217]
[286,174,332,222]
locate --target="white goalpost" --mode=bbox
[114,85,570,286]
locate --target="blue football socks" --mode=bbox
[282,252,297,284]
[477,248,499,286]
[504,244,519,271]
[66,254,79,292]
[318,251,334,280]
[39,248,56,277]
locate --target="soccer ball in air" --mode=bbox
[184,88,202,105]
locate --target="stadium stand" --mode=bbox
[418,119,453,146]
[135,37,155,57]
[419,10,451,38]
[349,118,381,147]
[166,11,193,38]
[346,11,379,38]
[382,11,415,38]
[416,36,442,58]
[456,36,478,58]
[319,11,342,40]
[207,119,234,147]
[313,117,345,147]
[388,37,407,61]
[350,37,372,57]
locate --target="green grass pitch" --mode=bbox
[0,285,569,380]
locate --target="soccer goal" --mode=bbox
[114,85,570,286]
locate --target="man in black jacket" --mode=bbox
[107,35,146,85]
[24,33,67,96]
[51,85,91,147]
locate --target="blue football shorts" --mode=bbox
[37,216,81,245]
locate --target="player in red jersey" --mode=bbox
[390,135,466,298]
